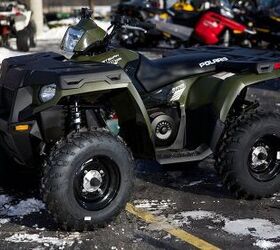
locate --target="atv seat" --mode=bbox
[136,53,223,92]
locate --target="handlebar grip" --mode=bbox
[111,15,155,30]
[133,21,155,30]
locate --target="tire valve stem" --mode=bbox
[73,100,81,132]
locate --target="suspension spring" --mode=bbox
[73,100,81,132]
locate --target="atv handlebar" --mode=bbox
[111,15,155,31]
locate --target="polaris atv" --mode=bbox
[1,8,280,231]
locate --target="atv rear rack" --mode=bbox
[166,46,280,74]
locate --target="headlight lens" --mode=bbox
[61,27,84,52]
[39,84,57,103]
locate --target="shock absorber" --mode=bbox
[73,100,81,132]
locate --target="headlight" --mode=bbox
[61,28,84,52]
[39,84,57,103]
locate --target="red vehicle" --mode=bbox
[116,0,255,48]
[195,10,248,45]
[172,0,256,47]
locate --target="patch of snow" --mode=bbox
[48,18,77,26]
[0,195,45,219]
[94,20,111,31]
[133,199,176,215]
[0,218,10,224]
[0,48,27,64]
[37,26,68,41]
[139,207,280,248]
[163,233,172,240]
[0,195,12,207]
[5,233,80,248]
[37,20,111,42]
[3,198,45,217]
[254,240,280,249]
[169,210,223,227]
[186,180,204,187]
[223,219,280,240]
[94,6,111,17]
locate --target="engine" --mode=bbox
[149,107,180,147]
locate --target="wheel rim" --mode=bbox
[248,136,280,182]
[74,156,120,211]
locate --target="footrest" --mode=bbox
[156,145,212,165]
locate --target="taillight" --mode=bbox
[274,63,280,70]
[111,113,118,120]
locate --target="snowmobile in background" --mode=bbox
[0,1,36,52]
[232,0,280,49]
[115,0,255,48]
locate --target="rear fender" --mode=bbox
[213,71,280,122]
[185,71,280,150]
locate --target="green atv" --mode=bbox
[0,8,280,230]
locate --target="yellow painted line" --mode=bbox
[126,203,221,250]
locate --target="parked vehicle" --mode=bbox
[232,0,280,49]
[114,0,255,48]
[0,1,36,52]
[1,8,280,230]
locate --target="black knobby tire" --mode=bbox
[41,130,135,231]
[215,111,280,199]
[16,28,30,52]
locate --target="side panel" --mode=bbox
[73,48,139,68]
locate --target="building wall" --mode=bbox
[43,0,119,7]
[42,0,119,13]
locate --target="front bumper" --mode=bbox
[0,114,41,166]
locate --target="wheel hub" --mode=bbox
[74,156,121,211]
[248,136,280,182]
[251,146,269,169]
[82,170,103,193]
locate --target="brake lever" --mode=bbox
[122,25,147,33]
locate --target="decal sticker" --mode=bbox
[277,152,280,160]
[213,72,236,80]
[199,57,229,68]
[102,54,122,65]
[168,83,186,102]
[84,216,92,221]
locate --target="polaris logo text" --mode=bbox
[199,57,229,68]
[102,55,122,65]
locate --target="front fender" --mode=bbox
[34,81,155,159]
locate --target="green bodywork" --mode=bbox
[43,18,280,159]
[61,19,107,53]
